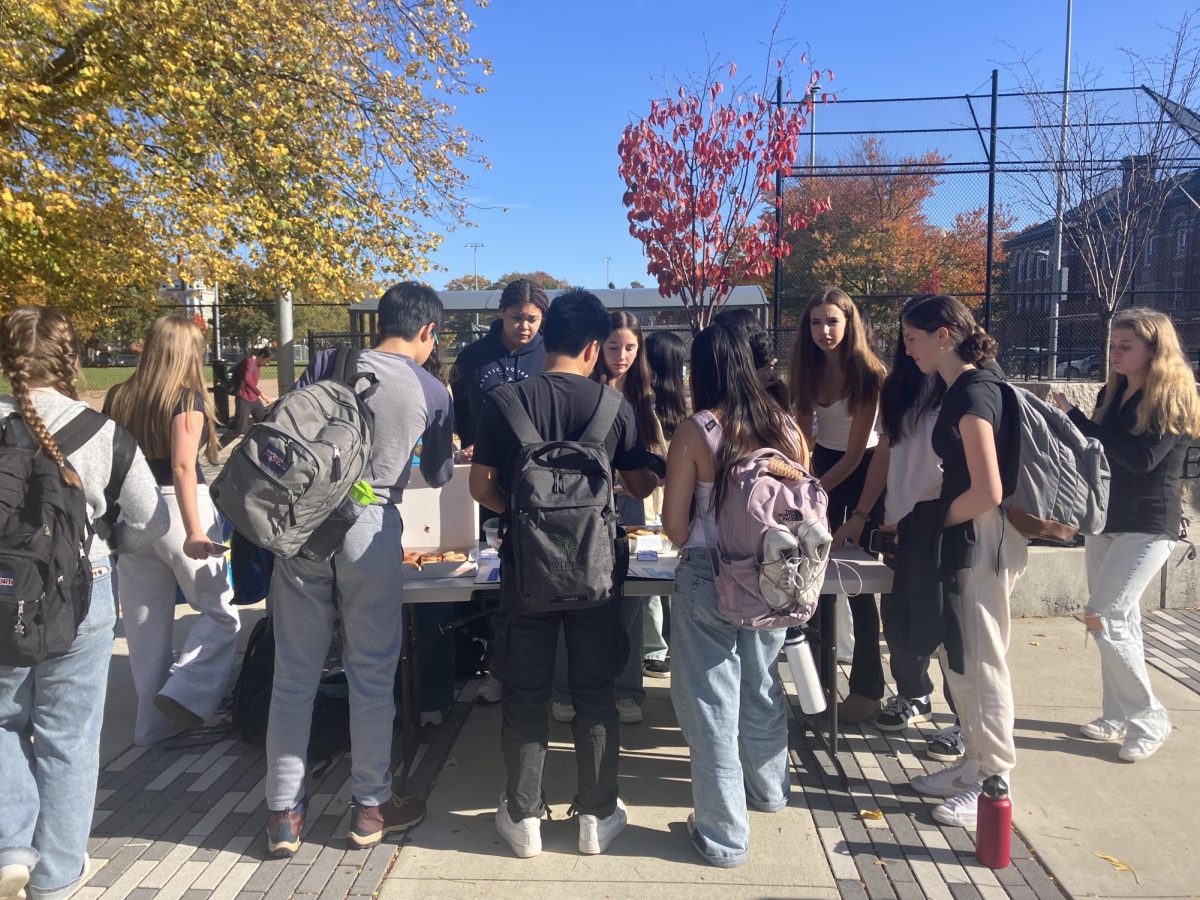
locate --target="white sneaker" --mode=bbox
[617,698,643,724]
[552,702,576,723]
[1079,718,1126,742]
[494,795,542,858]
[910,758,983,798]
[476,674,503,705]
[1119,734,1167,762]
[759,523,830,610]
[0,863,30,900]
[578,798,628,854]
[932,782,984,828]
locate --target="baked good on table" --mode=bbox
[418,552,444,565]
[403,551,423,570]
[442,551,468,562]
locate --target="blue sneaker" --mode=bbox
[266,797,307,858]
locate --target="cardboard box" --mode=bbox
[403,464,478,574]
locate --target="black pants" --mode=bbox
[233,396,267,435]
[880,598,957,712]
[492,598,628,821]
[813,443,885,701]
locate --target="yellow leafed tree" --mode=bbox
[0,0,490,333]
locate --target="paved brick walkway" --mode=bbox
[1144,607,1200,696]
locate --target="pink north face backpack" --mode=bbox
[694,411,832,630]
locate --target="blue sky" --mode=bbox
[424,0,1196,290]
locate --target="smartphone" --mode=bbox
[867,528,898,556]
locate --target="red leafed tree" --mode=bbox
[618,62,832,331]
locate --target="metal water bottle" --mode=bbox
[784,629,826,715]
[975,775,1012,869]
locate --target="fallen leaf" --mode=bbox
[1028,641,1040,646]
[859,809,884,821]
[1093,852,1140,883]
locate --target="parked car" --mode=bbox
[1055,355,1101,379]
[999,346,1050,379]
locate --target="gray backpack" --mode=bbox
[492,386,627,613]
[995,379,1110,543]
[212,347,376,561]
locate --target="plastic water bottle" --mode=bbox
[784,630,826,715]
[975,775,1012,869]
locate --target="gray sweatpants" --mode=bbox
[265,504,406,809]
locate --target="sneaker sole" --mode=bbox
[875,711,932,733]
[1079,728,1125,742]
[927,746,964,763]
[347,810,426,848]
[932,806,977,829]
[911,776,981,798]
[642,669,671,679]
[266,835,301,858]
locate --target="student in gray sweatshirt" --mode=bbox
[0,306,167,900]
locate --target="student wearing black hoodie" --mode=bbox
[450,279,549,458]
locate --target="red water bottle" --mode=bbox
[975,775,1012,868]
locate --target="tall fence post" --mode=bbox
[772,75,784,354]
[276,289,295,392]
[983,69,999,333]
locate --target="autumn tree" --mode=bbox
[488,271,571,290]
[444,274,492,291]
[618,62,831,331]
[779,137,1012,335]
[1,0,490,323]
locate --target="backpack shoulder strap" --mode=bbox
[490,385,543,445]
[329,344,379,401]
[580,387,623,445]
[52,408,108,458]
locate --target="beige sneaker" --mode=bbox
[836,693,881,724]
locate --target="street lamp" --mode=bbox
[466,242,485,289]
[602,256,612,287]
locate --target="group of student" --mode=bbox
[0,277,1197,897]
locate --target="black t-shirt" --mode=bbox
[146,390,209,487]
[932,369,1012,504]
[473,373,649,492]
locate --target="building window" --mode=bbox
[1176,216,1190,257]
[1173,273,1187,309]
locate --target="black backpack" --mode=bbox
[491,386,627,613]
[0,410,135,667]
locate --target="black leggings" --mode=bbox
[813,443,885,701]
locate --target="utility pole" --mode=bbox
[466,242,485,289]
[1048,0,1073,376]
[809,82,820,171]
[602,256,612,287]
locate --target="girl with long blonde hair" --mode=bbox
[106,315,239,746]
[1054,308,1200,762]
[788,286,889,725]
[0,307,164,900]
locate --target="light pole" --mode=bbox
[809,82,820,171]
[602,256,612,287]
[1048,0,1073,377]
[466,242,485,289]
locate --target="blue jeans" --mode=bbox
[0,559,116,900]
[669,549,790,868]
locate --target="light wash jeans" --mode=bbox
[643,596,668,662]
[0,559,115,900]
[1084,532,1175,743]
[669,548,790,868]
[118,485,239,745]
[266,504,405,810]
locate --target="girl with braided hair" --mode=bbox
[0,306,165,900]
[106,315,239,746]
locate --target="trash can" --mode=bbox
[212,359,231,425]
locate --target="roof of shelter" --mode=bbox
[349,285,768,313]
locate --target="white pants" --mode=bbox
[1084,532,1174,742]
[118,484,239,745]
[938,508,1027,779]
